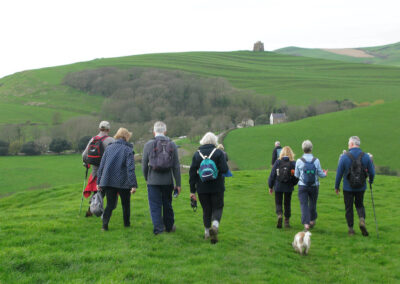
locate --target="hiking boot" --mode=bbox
[284,218,290,228]
[85,208,93,217]
[210,225,218,244]
[277,214,283,229]
[359,218,369,236]
[348,227,355,236]
[102,224,109,231]
[309,221,316,229]
[167,225,176,233]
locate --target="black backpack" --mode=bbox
[277,159,291,183]
[87,136,108,166]
[346,152,368,189]
[148,139,175,172]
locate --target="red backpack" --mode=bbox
[87,136,108,166]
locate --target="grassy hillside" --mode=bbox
[0,171,399,283]
[2,51,400,128]
[224,101,400,171]
[274,42,400,67]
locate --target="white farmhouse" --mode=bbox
[270,113,286,125]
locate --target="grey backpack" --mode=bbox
[90,191,104,217]
[148,139,175,172]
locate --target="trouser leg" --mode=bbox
[275,192,283,216]
[103,187,118,226]
[298,186,310,225]
[343,191,355,227]
[118,188,131,226]
[309,186,319,222]
[198,193,212,228]
[354,191,366,219]
[161,185,175,231]
[283,192,292,219]
[147,185,164,234]
[210,191,224,224]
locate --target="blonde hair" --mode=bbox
[217,144,224,150]
[114,127,132,141]
[279,146,295,161]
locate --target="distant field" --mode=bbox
[224,101,400,171]
[0,171,398,283]
[2,51,400,128]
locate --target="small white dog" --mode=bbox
[292,231,312,255]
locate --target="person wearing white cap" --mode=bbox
[82,121,115,216]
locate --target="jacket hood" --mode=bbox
[114,139,133,148]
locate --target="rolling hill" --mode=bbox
[274,42,400,67]
[1,51,400,128]
[224,100,400,172]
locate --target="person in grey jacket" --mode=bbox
[82,121,115,216]
[295,140,327,231]
[142,121,181,235]
[97,128,137,231]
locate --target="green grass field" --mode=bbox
[224,100,400,171]
[0,171,399,283]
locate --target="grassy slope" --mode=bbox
[0,171,399,283]
[1,51,400,126]
[274,42,400,67]
[224,101,400,171]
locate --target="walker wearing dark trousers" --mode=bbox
[97,128,138,231]
[142,121,181,235]
[268,146,298,228]
[335,136,375,236]
[189,132,229,244]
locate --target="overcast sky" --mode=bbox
[1,0,400,78]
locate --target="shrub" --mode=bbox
[9,141,23,155]
[0,140,9,155]
[21,141,41,155]
[49,138,71,154]
[78,136,92,152]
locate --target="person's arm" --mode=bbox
[141,142,150,182]
[172,143,181,188]
[96,150,107,186]
[268,160,278,190]
[271,148,277,166]
[82,138,93,163]
[335,156,345,192]
[216,150,229,175]
[189,154,199,194]
[291,161,299,185]
[367,155,375,184]
[126,148,137,189]
[294,159,301,178]
[316,159,327,178]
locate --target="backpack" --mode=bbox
[198,148,219,182]
[277,159,292,183]
[346,152,368,189]
[87,136,108,166]
[301,157,317,186]
[90,191,104,217]
[276,148,282,158]
[148,138,175,172]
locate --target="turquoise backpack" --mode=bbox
[198,148,218,182]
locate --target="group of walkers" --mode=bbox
[82,120,375,244]
[82,121,228,244]
[268,137,375,236]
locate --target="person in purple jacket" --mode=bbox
[335,136,375,236]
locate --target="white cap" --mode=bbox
[99,121,110,130]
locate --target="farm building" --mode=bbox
[270,113,286,125]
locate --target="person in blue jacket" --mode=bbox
[268,146,298,228]
[335,136,375,236]
[97,128,138,231]
[295,140,327,231]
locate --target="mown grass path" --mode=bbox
[1,171,399,283]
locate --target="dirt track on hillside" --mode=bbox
[322,48,374,58]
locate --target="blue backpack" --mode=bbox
[301,157,317,186]
[198,148,219,182]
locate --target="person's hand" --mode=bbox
[269,188,273,195]
[335,188,340,196]
[190,193,197,201]
[96,185,100,191]
[176,186,181,195]
[130,187,137,194]
[323,169,328,175]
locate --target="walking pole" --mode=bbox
[79,164,89,216]
[369,181,379,239]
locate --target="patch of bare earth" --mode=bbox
[322,48,374,58]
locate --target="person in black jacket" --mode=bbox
[268,146,298,228]
[189,132,229,244]
[271,141,282,167]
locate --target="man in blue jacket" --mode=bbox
[335,136,375,236]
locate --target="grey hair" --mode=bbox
[153,121,167,135]
[275,141,280,146]
[200,132,218,146]
[302,140,313,153]
[349,136,361,146]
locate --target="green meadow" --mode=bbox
[224,100,400,172]
[0,171,399,283]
